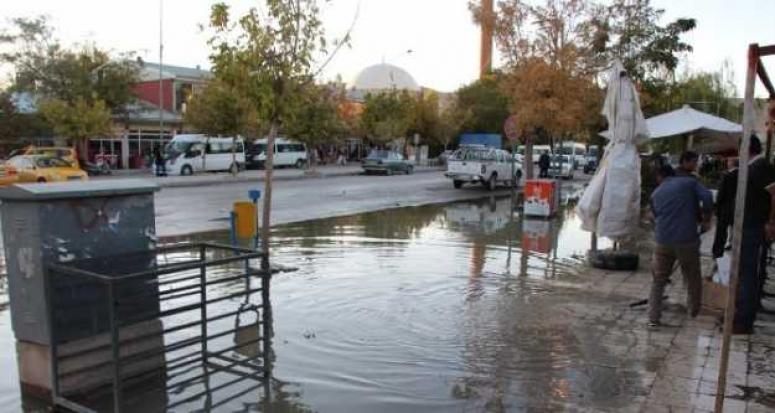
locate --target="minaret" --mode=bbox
[480,0,494,78]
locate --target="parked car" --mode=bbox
[548,155,574,180]
[445,145,522,190]
[6,155,88,183]
[247,138,307,169]
[13,146,80,168]
[438,150,455,166]
[362,150,413,175]
[165,134,245,176]
[0,164,19,186]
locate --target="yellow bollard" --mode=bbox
[233,201,257,239]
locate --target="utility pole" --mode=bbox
[480,0,494,78]
[159,0,164,152]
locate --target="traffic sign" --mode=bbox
[504,115,519,142]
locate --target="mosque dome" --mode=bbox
[353,63,420,91]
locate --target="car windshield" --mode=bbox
[35,157,71,168]
[367,150,391,160]
[166,141,194,157]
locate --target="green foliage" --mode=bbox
[456,76,510,134]
[1,16,139,111]
[437,97,471,149]
[360,90,414,144]
[284,84,347,149]
[38,97,111,142]
[206,1,328,125]
[591,0,696,83]
[640,65,739,121]
[408,92,441,145]
[0,92,51,143]
[183,80,259,137]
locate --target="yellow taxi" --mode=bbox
[0,164,19,186]
[6,155,88,183]
[19,146,80,168]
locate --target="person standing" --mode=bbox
[712,159,739,259]
[538,151,551,178]
[154,146,166,177]
[731,136,775,334]
[648,151,714,327]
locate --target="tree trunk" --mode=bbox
[261,123,278,270]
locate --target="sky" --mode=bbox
[1,0,774,95]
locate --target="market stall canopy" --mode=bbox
[646,105,742,140]
[601,104,742,141]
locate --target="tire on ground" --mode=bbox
[589,249,639,271]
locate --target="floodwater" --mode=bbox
[0,190,662,413]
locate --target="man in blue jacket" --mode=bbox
[649,151,714,327]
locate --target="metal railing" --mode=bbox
[45,242,273,413]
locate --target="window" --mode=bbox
[206,141,238,154]
[277,144,291,153]
[8,157,32,169]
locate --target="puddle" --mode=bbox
[0,193,665,412]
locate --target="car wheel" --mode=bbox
[181,165,193,176]
[453,180,463,189]
[37,177,46,183]
[406,166,414,175]
[487,174,497,191]
[295,159,305,169]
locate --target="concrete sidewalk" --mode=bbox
[583,232,775,412]
[95,164,444,189]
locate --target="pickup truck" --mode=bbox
[445,145,523,190]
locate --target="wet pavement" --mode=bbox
[1,190,775,412]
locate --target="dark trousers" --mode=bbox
[649,241,703,323]
[735,226,764,329]
[539,167,549,178]
[155,163,166,176]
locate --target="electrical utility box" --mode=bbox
[0,179,160,345]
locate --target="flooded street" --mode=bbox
[0,192,670,412]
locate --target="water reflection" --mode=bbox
[0,190,633,412]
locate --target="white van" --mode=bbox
[165,134,246,176]
[557,142,587,169]
[248,138,307,169]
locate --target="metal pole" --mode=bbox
[714,43,760,413]
[158,0,164,152]
[108,281,123,413]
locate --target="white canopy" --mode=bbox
[577,61,646,240]
[601,104,742,141]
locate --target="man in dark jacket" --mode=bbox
[538,151,551,178]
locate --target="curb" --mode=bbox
[127,167,445,189]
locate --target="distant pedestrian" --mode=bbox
[648,151,714,327]
[154,147,166,177]
[337,150,347,166]
[538,151,551,178]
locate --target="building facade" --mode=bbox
[91,62,211,169]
